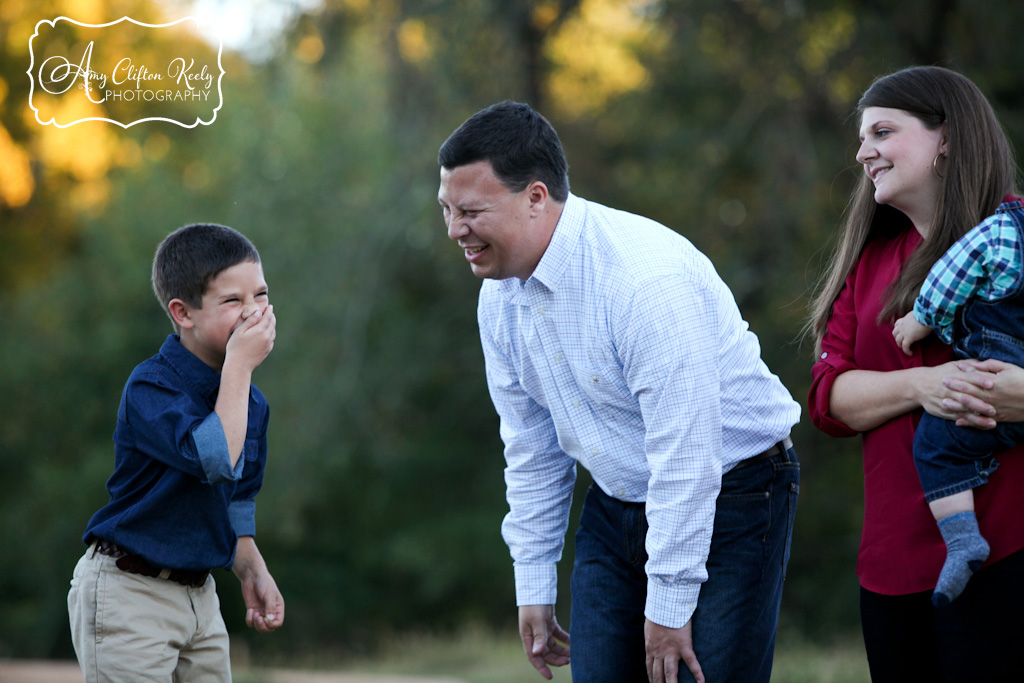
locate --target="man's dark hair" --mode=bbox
[438,101,570,202]
[152,223,261,330]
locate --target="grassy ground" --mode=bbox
[771,635,872,683]
[235,630,871,683]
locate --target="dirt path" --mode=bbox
[0,661,464,683]
[0,661,81,683]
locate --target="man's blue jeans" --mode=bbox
[569,446,799,682]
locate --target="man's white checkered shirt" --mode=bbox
[477,193,800,628]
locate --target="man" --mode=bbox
[438,101,800,683]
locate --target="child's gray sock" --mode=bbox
[932,511,989,608]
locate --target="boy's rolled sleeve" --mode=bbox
[229,499,257,536]
[192,413,245,484]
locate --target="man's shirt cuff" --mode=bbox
[514,563,559,606]
[644,577,700,629]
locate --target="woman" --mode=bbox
[808,65,1024,681]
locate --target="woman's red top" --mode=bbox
[809,226,1024,595]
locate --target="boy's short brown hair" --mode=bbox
[152,223,260,332]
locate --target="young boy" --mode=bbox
[68,223,283,682]
[893,200,1024,607]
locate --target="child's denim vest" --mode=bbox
[953,201,1024,365]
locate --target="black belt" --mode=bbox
[93,540,210,588]
[732,436,793,471]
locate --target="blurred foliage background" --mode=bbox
[3,0,1024,665]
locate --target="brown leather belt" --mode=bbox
[93,540,210,588]
[732,436,794,471]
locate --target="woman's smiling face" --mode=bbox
[857,106,947,234]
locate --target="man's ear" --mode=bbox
[527,180,550,217]
[168,299,194,330]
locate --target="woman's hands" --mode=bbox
[828,359,1024,433]
[914,361,986,422]
[940,359,1024,428]
[830,362,968,432]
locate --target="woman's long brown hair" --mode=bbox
[808,66,1017,354]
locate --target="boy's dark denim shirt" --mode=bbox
[83,334,269,571]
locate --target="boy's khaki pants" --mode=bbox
[68,544,230,683]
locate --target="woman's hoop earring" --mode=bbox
[933,153,947,179]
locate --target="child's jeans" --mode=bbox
[68,542,230,683]
[914,412,1022,502]
[917,204,1024,503]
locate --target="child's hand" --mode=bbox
[241,570,285,633]
[234,537,285,633]
[226,304,276,372]
[893,311,931,356]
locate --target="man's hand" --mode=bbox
[645,618,704,683]
[892,311,931,355]
[518,605,570,679]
